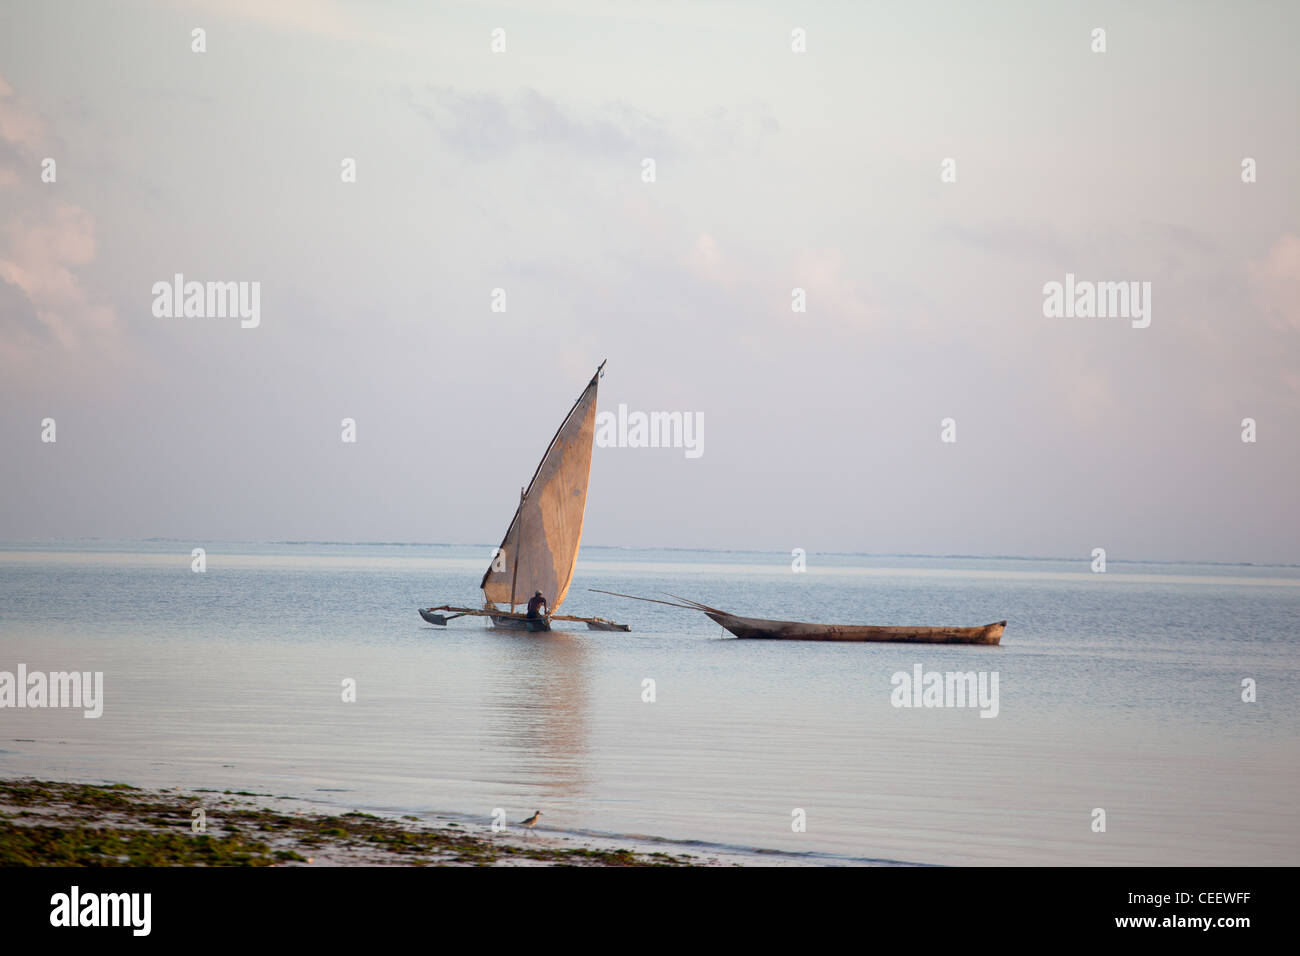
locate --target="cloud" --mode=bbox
[0,273,43,334]
[792,247,877,326]
[0,74,45,150]
[688,233,730,283]
[0,74,117,375]
[683,232,882,330]
[939,220,1073,263]
[170,0,372,43]
[1,203,117,347]
[692,103,779,153]
[1248,234,1300,333]
[404,86,672,162]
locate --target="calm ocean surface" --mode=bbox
[2,541,1298,865]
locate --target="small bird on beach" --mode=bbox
[518,811,542,829]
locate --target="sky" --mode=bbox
[1,0,1297,563]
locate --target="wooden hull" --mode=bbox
[491,614,551,632]
[584,620,631,631]
[704,610,1005,644]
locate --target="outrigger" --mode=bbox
[419,605,629,632]
[419,361,630,634]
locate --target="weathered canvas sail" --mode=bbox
[480,364,602,613]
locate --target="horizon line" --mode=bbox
[1,537,1296,570]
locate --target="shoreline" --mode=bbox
[0,776,907,867]
[0,777,713,867]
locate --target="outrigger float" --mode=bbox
[419,362,630,634]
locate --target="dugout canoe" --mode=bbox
[588,590,1005,644]
[702,608,1005,644]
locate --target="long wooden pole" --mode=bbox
[587,588,699,609]
[508,486,524,611]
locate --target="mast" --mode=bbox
[509,486,524,611]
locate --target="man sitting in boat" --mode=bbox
[526,590,548,620]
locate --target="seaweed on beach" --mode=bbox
[0,779,697,867]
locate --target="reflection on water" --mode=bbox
[486,628,591,801]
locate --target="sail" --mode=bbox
[480,363,603,612]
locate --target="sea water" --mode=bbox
[1,541,1297,865]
